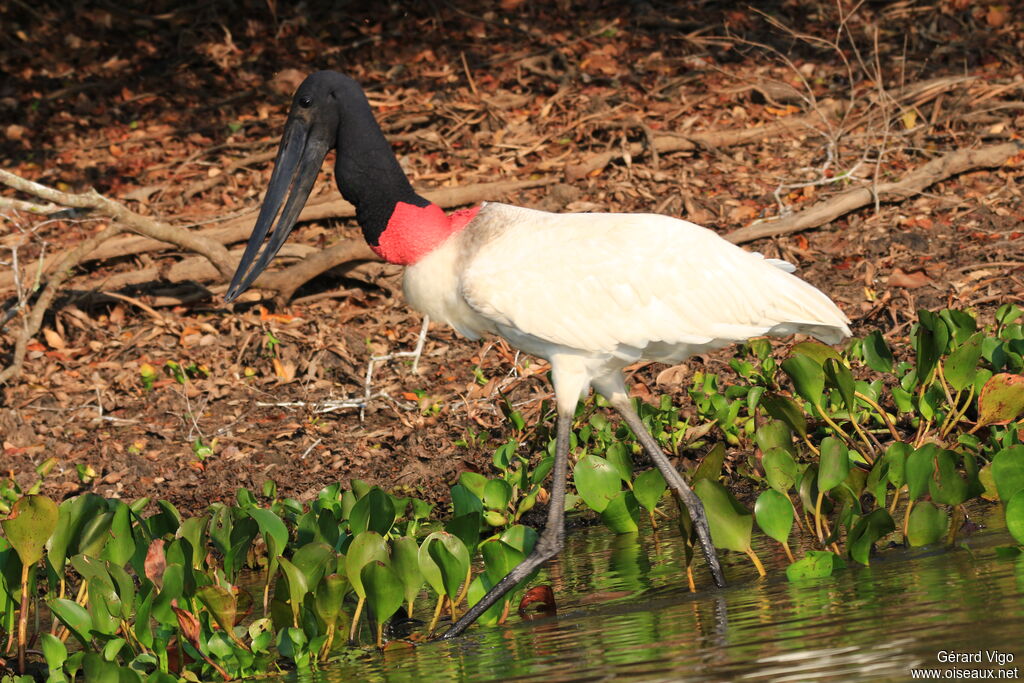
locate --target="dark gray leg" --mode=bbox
[440,407,572,639]
[606,392,726,589]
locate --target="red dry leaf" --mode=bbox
[518,585,557,619]
[172,606,201,646]
[145,539,166,589]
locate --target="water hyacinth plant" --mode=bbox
[0,308,1022,679]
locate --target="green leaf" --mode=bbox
[763,447,798,493]
[754,489,794,545]
[573,455,622,513]
[481,539,525,587]
[976,373,1024,428]
[823,358,856,412]
[450,484,483,518]
[98,501,135,568]
[928,449,974,506]
[40,632,68,671]
[445,511,481,550]
[390,537,423,613]
[906,443,939,501]
[290,541,335,591]
[817,437,850,492]
[457,472,488,499]
[633,469,667,511]
[693,479,753,553]
[247,508,287,558]
[349,488,396,537]
[847,509,895,565]
[759,393,808,439]
[314,573,349,628]
[48,598,93,647]
[345,531,388,601]
[906,502,948,547]
[361,561,404,626]
[792,340,843,366]
[944,332,984,392]
[882,442,910,488]
[482,479,513,511]
[862,330,894,373]
[914,310,949,384]
[1006,490,1024,545]
[782,354,825,408]
[604,442,633,483]
[418,532,469,600]
[991,446,1024,503]
[424,534,470,599]
[2,494,58,566]
[693,442,726,482]
[195,584,237,635]
[599,490,640,534]
[786,550,845,581]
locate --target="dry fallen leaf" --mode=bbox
[887,267,933,289]
[43,328,66,350]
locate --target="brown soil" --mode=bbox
[2,1,1023,516]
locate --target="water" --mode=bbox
[303,510,1024,682]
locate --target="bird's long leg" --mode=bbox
[599,382,726,589]
[441,406,572,639]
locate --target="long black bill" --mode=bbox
[224,119,328,302]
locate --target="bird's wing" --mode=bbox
[460,206,849,355]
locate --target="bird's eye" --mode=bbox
[298,95,313,108]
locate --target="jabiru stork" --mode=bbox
[225,71,851,638]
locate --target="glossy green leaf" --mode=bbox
[976,373,1024,428]
[991,445,1024,503]
[883,442,910,488]
[782,354,825,408]
[77,511,114,558]
[633,468,667,511]
[914,310,949,384]
[573,454,622,513]
[345,532,388,599]
[48,598,93,647]
[290,541,335,591]
[693,442,726,482]
[823,358,855,412]
[99,501,135,568]
[759,393,808,439]
[418,532,469,599]
[792,340,843,366]
[314,573,349,627]
[604,442,633,483]
[1006,490,1024,545]
[40,632,68,671]
[928,449,974,506]
[906,502,948,547]
[444,511,481,550]
[906,443,939,501]
[457,472,488,499]
[195,584,237,634]
[278,556,310,625]
[2,494,58,566]
[482,479,513,511]
[425,534,470,599]
[361,561,403,625]
[349,488,396,537]
[762,447,798,493]
[848,509,895,565]
[465,574,504,627]
[481,539,525,586]
[754,489,794,545]
[450,484,483,518]
[48,494,106,579]
[247,507,288,558]
[500,524,538,555]
[862,330,894,373]
[599,490,640,534]
[944,332,984,392]
[818,437,850,492]
[786,550,845,581]
[694,479,752,553]
[390,536,423,613]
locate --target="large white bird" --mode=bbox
[226,71,851,638]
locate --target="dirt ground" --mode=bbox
[1,1,1022,517]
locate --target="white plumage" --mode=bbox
[405,202,850,414]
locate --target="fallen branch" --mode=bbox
[725,141,1022,244]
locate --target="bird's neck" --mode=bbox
[332,102,476,265]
